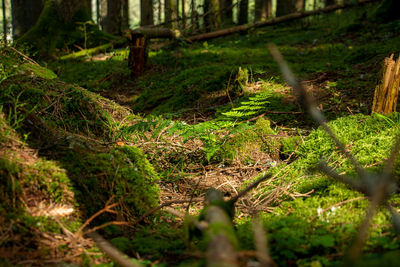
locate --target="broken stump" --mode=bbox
[372,54,400,114]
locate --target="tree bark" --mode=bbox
[140,0,153,26]
[204,0,219,31]
[276,0,297,17]
[122,0,129,30]
[2,0,6,42]
[255,0,271,21]
[17,0,113,56]
[165,0,177,28]
[101,0,122,34]
[219,0,233,26]
[11,0,44,39]
[296,0,305,11]
[238,0,248,25]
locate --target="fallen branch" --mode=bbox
[87,232,142,267]
[186,0,379,43]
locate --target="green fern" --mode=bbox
[222,90,272,120]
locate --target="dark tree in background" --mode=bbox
[17,0,112,56]
[276,0,297,17]
[204,0,220,31]
[255,0,271,21]
[238,0,248,25]
[122,0,129,29]
[101,0,122,35]
[11,0,43,39]
[165,0,177,28]
[2,0,6,42]
[325,0,336,6]
[140,0,153,26]
[219,0,233,26]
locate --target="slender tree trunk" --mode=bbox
[204,0,219,31]
[276,0,297,17]
[157,0,162,24]
[255,0,271,21]
[325,0,336,6]
[140,0,153,26]
[219,0,232,26]
[122,0,129,29]
[102,0,122,34]
[190,0,199,31]
[165,0,177,28]
[2,0,6,42]
[96,0,100,25]
[238,0,248,25]
[181,0,186,28]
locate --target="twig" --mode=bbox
[230,173,271,203]
[9,46,40,66]
[226,70,234,108]
[133,198,203,225]
[87,232,143,267]
[77,196,118,234]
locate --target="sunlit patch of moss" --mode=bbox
[18,63,57,79]
[222,118,279,163]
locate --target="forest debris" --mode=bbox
[372,54,400,114]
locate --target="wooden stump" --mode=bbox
[372,54,400,114]
[127,32,147,77]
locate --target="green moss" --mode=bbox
[61,145,159,218]
[17,0,115,55]
[222,118,279,162]
[18,63,57,79]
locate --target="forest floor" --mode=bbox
[1,2,400,267]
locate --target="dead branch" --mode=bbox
[133,198,203,225]
[186,0,379,43]
[87,232,143,267]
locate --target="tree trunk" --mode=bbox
[238,0,248,25]
[181,0,186,28]
[204,0,219,31]
[102,0,122,35]
[140,0,153,26]
[11,0,44,39]
[122,0,129,30]
[86,0,92,17]
[325,0,336,6]
[219,0,232,26]
[255,0,271,21]
[17,0,113,56]
[190,0,199,31]
[2,0,6,42]
[276,0,297,17]
[296,0,305,11]
[165,0,177,28]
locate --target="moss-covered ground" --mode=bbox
[2,2,400,266]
